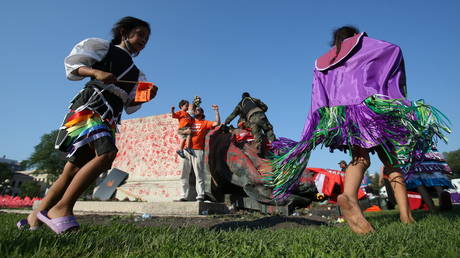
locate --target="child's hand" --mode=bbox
[93,70,117,84]
[211,104,219,110]
[149,86,158,100]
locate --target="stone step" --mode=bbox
[73,201,229,216]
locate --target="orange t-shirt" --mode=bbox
[172,110,193,129]
[190,119,215,150]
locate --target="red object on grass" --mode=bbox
[407,191,423,210]
[364,205,382,212]
[307,167,367,201]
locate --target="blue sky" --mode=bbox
[1,0,459,174]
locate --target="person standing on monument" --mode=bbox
[171,99,194,159]
[177,104,220,202]
[224,92,276,158]
[17,17,156,234]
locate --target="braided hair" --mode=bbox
[330,26,359,64]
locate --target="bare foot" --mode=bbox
[400,214,415,224]
[27,210,41,228]
[47,206,73,219]
[337,194,375,234]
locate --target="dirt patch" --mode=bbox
[76,212,333,231]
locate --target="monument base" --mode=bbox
[73,201,229,216]
[114,180,184,202]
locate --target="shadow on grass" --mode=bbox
[412,205,460,220]
[366,205,460,224]
[209,215,326,231]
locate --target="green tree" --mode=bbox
[444,149,460,178]
[19,180,42,198]
[0,163,13,183]
[369,173,381,194]
[23,130,66,182]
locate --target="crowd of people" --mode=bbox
[16,17,451,235]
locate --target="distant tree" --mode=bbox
[0,163,13,183]
[369,173,380,194]
[444,149,460,178]
[23,130,66,182]
[19,181,42,198]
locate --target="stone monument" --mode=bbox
[112,114,187,202]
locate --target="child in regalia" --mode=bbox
[269,26,450,234]
[405,149,453,211]
[17,16,156,234]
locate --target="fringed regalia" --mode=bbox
[55,38,145,159]
[268,33,451,199]
[404,149,453,189]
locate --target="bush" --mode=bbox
[19,180,42,198]
[0,163,13,183]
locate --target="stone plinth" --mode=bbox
[112,114,187,202]
[73,201,229,216]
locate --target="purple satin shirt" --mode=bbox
[301,36,408,140]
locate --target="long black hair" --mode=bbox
[111,16,151,45]
[330,26,359,63]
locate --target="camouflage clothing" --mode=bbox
[224,97,276,154]
[224,97,268,124]
[248,112,276,153]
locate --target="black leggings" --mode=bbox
[416,185,452,211]
[383,179,396,209]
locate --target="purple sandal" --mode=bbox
[16,219,40,231]
[36,210,80,234]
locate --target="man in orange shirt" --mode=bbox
[177,104,220,202]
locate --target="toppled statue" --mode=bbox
[203,125,365,214]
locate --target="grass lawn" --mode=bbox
[1,207,460,257]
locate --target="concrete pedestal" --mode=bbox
[111,114,192,202]
[73,201,229,216]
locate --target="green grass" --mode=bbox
[1,208,460,258]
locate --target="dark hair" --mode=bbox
[111,16,151,45]
[330,26,359,63]
[195,107,205,119]
[178,100,189,108]
[242,92,250,98]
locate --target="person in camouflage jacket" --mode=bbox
[224,92,276,157]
